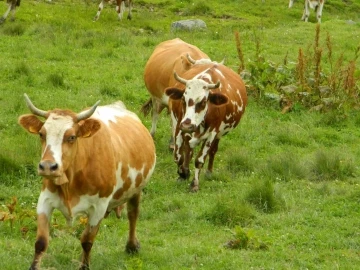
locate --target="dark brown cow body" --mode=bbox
[94,0,133,21]
[19,95,156,269]
[0,0,20,24]
[165,64,247,192]
[142,38,213,139]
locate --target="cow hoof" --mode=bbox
[190,181,199,192]
[177,177,186,182]
[205,170,212,179]
[126,240,140,254]
[79,264,90,270]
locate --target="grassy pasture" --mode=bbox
[1,0,360,269]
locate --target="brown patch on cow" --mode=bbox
[195,97,207,113]
[188,99,194,107]
[135,173,143,187]
[113,177,132,200]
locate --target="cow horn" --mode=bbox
[174,71,188,85]
[219,57,226,65]
[208,81,221,89]
[76,100,101,121]
[186,53,196,64]
[24,93,48,117]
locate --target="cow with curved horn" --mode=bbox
[142,38,223,148]
[94,0,133,21]
[165,63,247,192]
[0,0,20,24]
[18,94,156,269]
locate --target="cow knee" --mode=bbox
[81,242,93,253]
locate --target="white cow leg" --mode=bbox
[93,1,104,21]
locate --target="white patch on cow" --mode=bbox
[43,114,74,166]
[182,79,210,127]
[37,188,60,218]
[93,102,140,126]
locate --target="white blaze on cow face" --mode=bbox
[181,79,211,132]
[39,113,75,183]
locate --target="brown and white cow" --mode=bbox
[94,0,133,21]
[142,38,222,144]
[289,0,325,23]
[165,63,247,192]
[0,0,20,24]
[19,94,156,269]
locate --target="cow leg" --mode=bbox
[302,1,310,22]
[126,193,141,253]
[127,0,132,20]
[0,1,14,24]
[190,134,216,192]
[116,0,125,20]
[93,0,105,21]
[316,2,324,23]
[149,97,164,138]
[206,138,220,179]
[29,213,50,270]
[80,222,101,270]
[176,136,193,181]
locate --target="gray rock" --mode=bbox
[171,19,207,31]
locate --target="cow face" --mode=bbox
[18,95,101,185]
[165,73,228,133]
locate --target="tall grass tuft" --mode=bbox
[203,197,256,227]
[262,153,307,182]
[245,180,285,213]
[2,23,25,36]
[310,150,356,181]
[47,73,65,88]
[184,1,211,15]
[226,149,255,176]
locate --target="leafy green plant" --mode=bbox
[224,226,268,250]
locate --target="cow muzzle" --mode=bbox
[180,119,195,133]
[38,160,61,178]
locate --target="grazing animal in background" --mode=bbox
[94,0,133,21]
[165,63,247,192]
[19,94,156,270]
[0,0,20,24]
[142,38,222,146]
[289,0,325,23]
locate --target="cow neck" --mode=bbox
[59,182,72,218]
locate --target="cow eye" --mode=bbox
[67,136,76,143]
[39,132,44,140]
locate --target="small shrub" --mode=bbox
[310,150,356,181]
[245,180,285,213]
[14,62,31,77]
[203,198,256,227]
[224,226,269,250]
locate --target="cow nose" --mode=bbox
[180,119,195,133]
[38,160,59,172]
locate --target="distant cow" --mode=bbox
[94,0,133,21]
[289,0,325,23]
[19,94,156,269]
[142,38,221,145]
[0,0,20,24]
[165,63,247,192]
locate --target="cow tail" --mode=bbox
[140,98,153,117]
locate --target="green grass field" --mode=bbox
[1,0,360,269]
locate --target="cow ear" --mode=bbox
[78,118,101,138]
[18,114,44,134]
[165,87,184,100]
[209,92,228,106]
